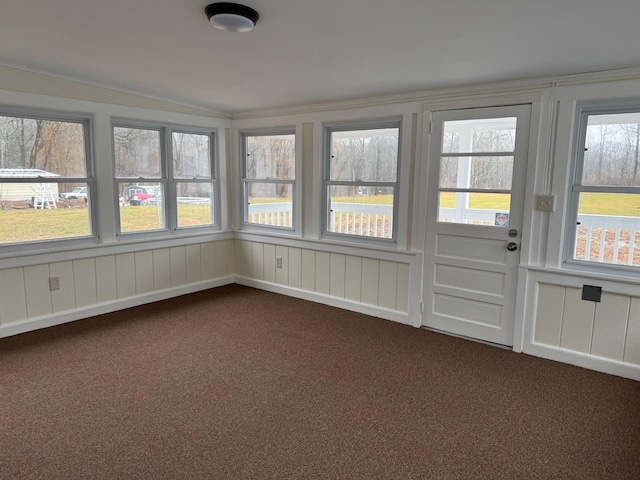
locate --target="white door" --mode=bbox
[422,105,531,346]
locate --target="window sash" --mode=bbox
[112,121,217,236]
[565,101,640,273]
[0,110,95,249]
[240,128,296,231]
[323,119,401,241]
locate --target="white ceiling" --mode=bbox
[2,0,640,115]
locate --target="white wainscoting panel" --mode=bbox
[50,261,75,313]
[625,298,640,365]
[329,253,346,298]
[534,283,565,347]
[288,247,302,289]
[344,256,362,303]
[115,253,136,299]
[96,255,117,303]
[315,251,331,295]
[185,244,202,285]
[135,250,154,295]
[0,240,234,338]
[0,268,27,324]
[24,264,53,318]
[73,258,97,309]
[533,282,639,368]
[170,246,187,287]
[559,287,595,354]
[153,248,171,291]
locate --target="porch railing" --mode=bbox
[248,203,639,266]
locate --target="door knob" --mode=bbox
[507,242,518,252]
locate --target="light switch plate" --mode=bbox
[536,195,555,212]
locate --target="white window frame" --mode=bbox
[112,119,219,238]
[239,127,296,232]
[564,99,640,277]
[322,117,401,245]
[0,106,97,252]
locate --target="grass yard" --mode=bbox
[0,193,638,244]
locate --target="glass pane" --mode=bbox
[113,127,161,178]
[439,156,513,190]
[118,183,165,233]
[574,193,640,266]
[438,192,511,226]
[583,112,640,186]
[443,117,517,154]
[246,183,292,228]
[330,128,398,182]
[176,182,214,228]
[0,182,90,244]
[245,134,295,180]
[173,132,211,179]
[327,185,394,238]
[0,115,87,177]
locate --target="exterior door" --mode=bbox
[422,105,531,346]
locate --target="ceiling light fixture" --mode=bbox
[205,3,259,32]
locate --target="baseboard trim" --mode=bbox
[235,276,414,327]
[0,276,235,339]
[525,342,640,381]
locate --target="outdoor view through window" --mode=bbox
[243,133,295,229]
[326,126,399,239]
[0,114,91,245]
[438,117,516,227]
[572,111,640,268]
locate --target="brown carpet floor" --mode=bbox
[0,284,638,479]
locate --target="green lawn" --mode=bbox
[1,193,638,244]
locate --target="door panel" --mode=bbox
[423,105,531,346]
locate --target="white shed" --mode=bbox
[0,169,60,202]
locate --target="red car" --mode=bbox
[123,186,156,205]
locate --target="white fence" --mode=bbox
[574,214,639,266]
[248,202,293,228]
[248,203,639,265]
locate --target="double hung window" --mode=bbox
[240,129,295,230]
[323,119,400,241]
[567,101,640,272]
[113,123,216,235]
[0,110,94,247]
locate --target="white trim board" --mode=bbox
[235,276,414,327]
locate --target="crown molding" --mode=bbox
[0,61,232,119]
[232,67,640,120]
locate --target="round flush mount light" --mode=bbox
[205,3,259,32]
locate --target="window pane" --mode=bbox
[245,134,295,180]
[176,182,214,228]
[439,156,513,190]
[246,183,292,228]
[114,127,161,178]
[438,192,511,226]
[173,132,211,179]
[583,112,640,186]
[118,183,165,233]
[0,115,87,177]
[443,117,517,154]
[327,185,394,238]
[0,182,90,244]
[330,128,398,182]
[573,193,640,266]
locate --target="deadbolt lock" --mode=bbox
[508,229,518,238]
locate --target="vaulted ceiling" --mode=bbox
[2,0,640,114]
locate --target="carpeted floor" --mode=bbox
[1,284,638,479]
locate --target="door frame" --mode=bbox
[416,97,542,348]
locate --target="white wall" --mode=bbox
[1,65,640,380]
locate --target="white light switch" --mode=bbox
[536,195,555,212]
